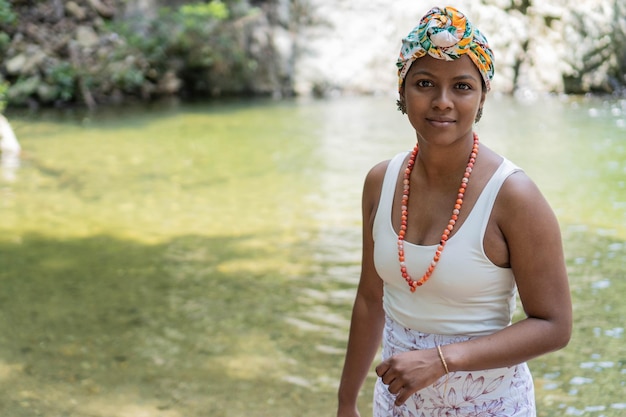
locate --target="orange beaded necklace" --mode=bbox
[398,132,480,292]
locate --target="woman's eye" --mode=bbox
[456,83,472,90]
[416,80,433,87]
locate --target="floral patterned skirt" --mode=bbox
[374,316,536,417]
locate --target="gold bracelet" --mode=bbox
[436,345,449,374]
[436,344,450,395]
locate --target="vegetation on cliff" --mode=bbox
[0,0,296,109]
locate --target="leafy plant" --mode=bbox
[0,0,15,26]
[0,81,8,112]
[44,62,76,102]
[180,1,229,21]
[106,1,250,96]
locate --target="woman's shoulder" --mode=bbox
[363,159,391,201]
[476,145,551,218]
[493,157,556,225]
[365,151,409,181]
[498,163,540,202]
[480,147,533,196]
[366,159,391,180]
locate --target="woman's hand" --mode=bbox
[375,349,444,406]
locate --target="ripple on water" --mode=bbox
[591,278,611,289]
[315,344,345,355]
[584,405,606,412]
[588,108,600,117]
[281,375,312,388]
[580,361,615,370]
[565,406,583,416]
[569,376,594,385]
[566,405,612,415]
[604,327,624,338]
[607,242,624,251]
[543,382,560,390]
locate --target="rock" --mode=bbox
[294,0,625,95]
[76,25,99,48]
[5,54,26,75]
[122,0,157,20]
[5,48,47,76]
[87,0,116,18]
[66,1,88,20]
[24,22,47,45]
[156,71,182,95]
[21,47,48,74]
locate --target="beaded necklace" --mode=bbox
[398,132,479,292]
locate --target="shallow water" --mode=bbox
[0,94,624,416]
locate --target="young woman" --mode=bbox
[336,6,572,417]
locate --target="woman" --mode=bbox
[336,6,572,417]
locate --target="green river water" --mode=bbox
[0,94,624,416]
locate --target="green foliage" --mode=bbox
[0,0,16,26]
[180,1,229,21]
[1,0,293,107]
[0,81,7,112]
[109,62,145,92]
[0,1,15,105]
[4,63,76,106]
[0,32,9,50]
[106,1,255,96]
[7,76,40,105]
[43,62,76,102]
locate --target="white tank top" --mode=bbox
[373,152,522,336]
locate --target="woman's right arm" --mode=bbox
[337,162,388,417]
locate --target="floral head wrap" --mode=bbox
[396,6,495,91]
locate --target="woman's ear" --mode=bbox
[475,91,486,123]
[396,87,407,114]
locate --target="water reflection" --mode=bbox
[0,115,21,182]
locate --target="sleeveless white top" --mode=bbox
[373,152,522,337]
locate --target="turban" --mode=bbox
[396,6,495,91]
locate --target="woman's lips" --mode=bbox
[427,118,456,127]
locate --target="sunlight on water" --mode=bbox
[0,94,624,416]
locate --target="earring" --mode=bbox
[396,99,407,115]
[475,107,483,123]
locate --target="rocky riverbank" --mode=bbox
[0,0,624,109]
[0,0,296,108]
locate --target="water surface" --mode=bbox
[0,94,624,416]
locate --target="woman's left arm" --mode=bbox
[444,171,573,371]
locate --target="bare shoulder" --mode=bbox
[365,159,391,183]
[496,169,554,219]
[362,159,393,220]
[494,168,563,260]
[363,159,392,197]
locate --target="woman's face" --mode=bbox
[402,54,485,145]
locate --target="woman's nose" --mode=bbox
[432,88,453,110]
